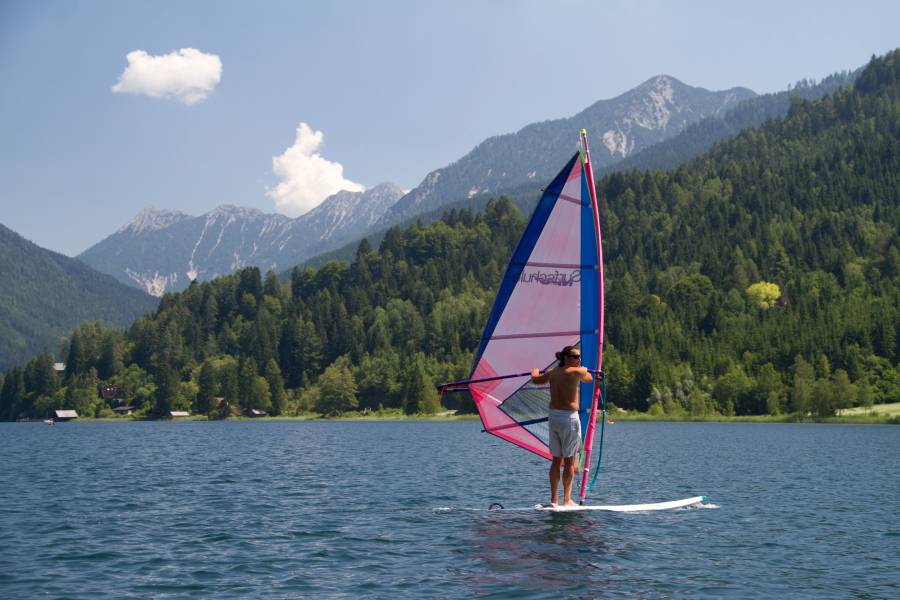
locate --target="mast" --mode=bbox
[578,129,605,505]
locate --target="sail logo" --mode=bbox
[518,269,580,287]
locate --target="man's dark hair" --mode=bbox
[556,345,578,367]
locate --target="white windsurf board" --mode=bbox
[534,495,708,512]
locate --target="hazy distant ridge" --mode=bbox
[78,183,404,295]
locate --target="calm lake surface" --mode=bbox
[1,421,897,599]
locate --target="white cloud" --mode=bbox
[268,122,365,217]
[112,48,222,105]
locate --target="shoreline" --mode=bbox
[607,413,899,425]
[21,412,898,425]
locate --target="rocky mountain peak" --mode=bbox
[118,206,192,234]
[207,205,271,220]
[80,182,404,296]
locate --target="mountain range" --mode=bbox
[78,75,757,295]
[79,183,404,295]
[379,75,754,225]
[598,70,858,176]
[75,68,860,297]
[301,69,858,270]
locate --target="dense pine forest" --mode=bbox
[0,224,157,372]
[1,50,898,421]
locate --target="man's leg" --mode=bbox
[562,456,577,506]
[549,457,562,505]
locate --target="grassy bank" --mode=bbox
[838,401,900,417]
[608,410,899,425]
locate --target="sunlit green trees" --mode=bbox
[316,356,358,416]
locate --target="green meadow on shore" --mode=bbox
[607,409,899,425]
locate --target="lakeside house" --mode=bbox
[112,406,135,415]
[54,410,78,421]
[169,411,190,418]
[99,385,124,402]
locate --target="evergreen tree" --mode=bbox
[0,367,25,420]
[400,353,440,414]
[26,352,59,400]
[197,359,217,414]
[152,361,178,418]
[265,359,286,416]
[238,357,258,413]
[65,330,88,378]
[791,356,815,415]
[98,333,124,380]
[220,360,239,416]
[316,356,358,416]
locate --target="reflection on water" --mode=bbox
[459,512,616,596]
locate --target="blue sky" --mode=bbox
[1,0,897,256]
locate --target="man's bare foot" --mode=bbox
[563,499,578,507]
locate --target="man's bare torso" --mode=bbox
[546,367,589,411]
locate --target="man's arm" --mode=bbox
[579,366,593,382]
[531,368,550,384]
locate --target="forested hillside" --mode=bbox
[601,69,858,175]
[2,50,898,421]
[0,224,157,372]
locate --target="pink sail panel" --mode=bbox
[471,154,596,460]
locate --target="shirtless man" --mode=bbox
[531,345,592,507]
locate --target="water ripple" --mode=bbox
[0,421,897,598]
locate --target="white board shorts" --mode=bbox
[548,409,581,458]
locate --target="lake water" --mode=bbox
[0,421,897,599]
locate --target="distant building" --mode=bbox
[99,385,124,401]
[112,406,135,415]
[169,411,190,418]
[53,363,65,374]
[210,397,226,409]
[54,410,78,421]
[248,409,268,417]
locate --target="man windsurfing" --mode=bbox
[531,345,593,507]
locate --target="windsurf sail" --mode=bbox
[464,130,605,500]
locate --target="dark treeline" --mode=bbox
[1,50,898,421]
